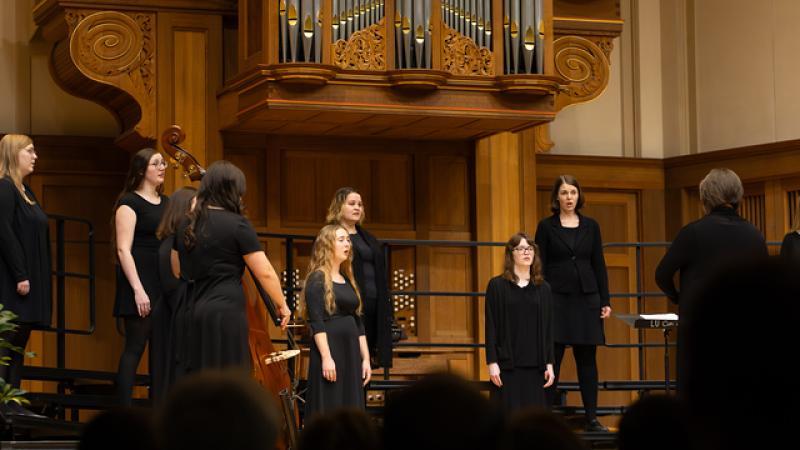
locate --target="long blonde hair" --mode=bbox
[303,224,363,315]
[0,134,35,205]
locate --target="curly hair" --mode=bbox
[303,224,363,315]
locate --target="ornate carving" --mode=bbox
[442,24,494,76]
[534,124,555,153]
[553,35,610,109]
[65,10,156,139]
[333,18,386,71]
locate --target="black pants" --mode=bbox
[548,343,600,420]
[0,323,33,388]
[116,316,152,406]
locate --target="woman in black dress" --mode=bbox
[535,175,612,432]
[485,232,555,413]
[303,224,371,419]
[174,161,290,372]
[112,148,169,405]
[0,134,51,415]
[326,187,393,368]
[155,186,196,395]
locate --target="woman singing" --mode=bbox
[0,134,51,416]
[173,161,290,372]
[535,175,611,432]
[485,233,555,413]
[303,224,371,419]
[326,187,393,368]
[112,148,169,405]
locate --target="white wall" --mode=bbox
[0,0,118,137]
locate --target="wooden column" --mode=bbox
[156,13,224,191]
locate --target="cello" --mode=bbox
[160,125,300,449]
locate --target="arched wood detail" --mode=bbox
[332,18,386,71]
[553,35,611,111]
[441,24,494,76]
[51,9,156,148]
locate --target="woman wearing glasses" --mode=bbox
[485,232,555,412]
[112,148,169,405]
[0,135,51,416]
[535,175,611,432]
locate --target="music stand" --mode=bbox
[615,313,678,393]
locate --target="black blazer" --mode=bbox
[534,214,610,306]
[485,276,554,370]
[351,225,394,368]
[655,206,768,317]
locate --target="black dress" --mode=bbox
[0,178,51,326]
[534,214,609,345]
[174,209,263,371]
[485,276,554,412]
[304,271,366,419]
[113,192,167,317]
[350,225,394,368]
[156,234,186,395]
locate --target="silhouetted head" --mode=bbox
[500,408,585,450]
[80,407,157,450]
[298,408,380,450]
[617,395,689,450]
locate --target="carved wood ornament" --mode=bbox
[65,10,156,143]
[333,18,386,71]
[553,35,611,110]
[441,24,494,76]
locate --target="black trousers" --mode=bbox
[547,343,600,420]
[116,316,152,406]
[0,323,33,388]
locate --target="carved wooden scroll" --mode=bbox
[442,24,494,76]
[332,18,386,71]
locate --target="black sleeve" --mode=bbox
[540,282,555,366]
[484,278,500,364]
[236,218,263,255]
[534,220,549,268]
[655,225,695,304]
[590,221,611,307]
[0,181,27,282]
[305,272,327,335]
[355,309,366,336]
[780,233,792,260]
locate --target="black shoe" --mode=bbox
[585,418,608,432]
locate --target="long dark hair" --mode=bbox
[549,174,584,213]
[502,232,544,286]
[184,160,247,250]
[111,148,164,259]
[156,186,197,239]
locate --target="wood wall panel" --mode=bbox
[225,148,267,226]
[428,156,470,231]
[426,248,473,341]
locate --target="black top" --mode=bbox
[350,225,393,367]
[305,271,366,337]
[485,276,554,370]
[534,214,611,306]
[113,192,168,317]
[350,233,377,299]
[780,231,800,266]
[655,206,768,316]
[0,178,51,326]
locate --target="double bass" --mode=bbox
[160,125,300,449]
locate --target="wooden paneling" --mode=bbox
[428,156,470,231]
[225,148,267,226]
[425,248,473,341]
[21,136,129,395]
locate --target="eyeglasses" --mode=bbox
[150,160,168,168]
[512,246,534,254]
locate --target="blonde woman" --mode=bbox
[303,224,371,419]
[0,135,51,410]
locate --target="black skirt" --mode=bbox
[490,367,547,412]
[552,291,605,345]
[305,315,365,419]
